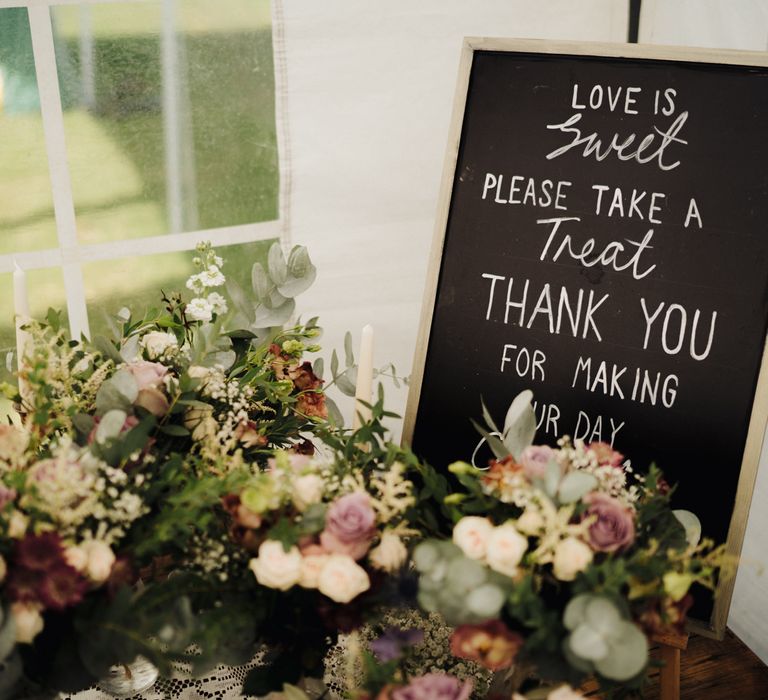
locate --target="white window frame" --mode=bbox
[0,0,290,339]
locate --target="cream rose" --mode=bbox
[8,510,28,539]
[141,330,178,360]
[292,474,325,512]
[249,540,302,591]
[516,508,544,536]
[64,545,89,573]
[317,554,370,603]
[486,524,528,577]
[12,603,44,644]
[552,537,593,581]
[369,530,408,572]
[453,517,494,560]
[298,552,330,589]
[82,540,116,583]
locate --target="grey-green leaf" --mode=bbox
[277,266,317,298]
[251,262,271,303]
[267,242,288,286]
[502,390,536,459]
[344,331,354,368]
[253,299,295,328]
[558,471,598,504]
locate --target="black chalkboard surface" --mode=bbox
[404,39,768,634]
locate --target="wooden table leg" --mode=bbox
[659,643,681,700]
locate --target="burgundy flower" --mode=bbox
[450,620,523,671]
[15,532,66,571]
[6,566,45,603]
[582,492,636,553]
[38,563,89,610]
[588,442,624,467]
[320,492,376,560]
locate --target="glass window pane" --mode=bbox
[52,0,278,244]
[0,267,67,385]
[0,8,59,254]
[83,240,272,335]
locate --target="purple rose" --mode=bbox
[392,674,473,700]
[582,492,636,553]
[370,627,424,662]
[320,492,376,560]
[520,445,555,479]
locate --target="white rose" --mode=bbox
[552,537,593,582]
[298,553,330,589]
[516,508,544,536]
[548,686,586,700]
[82,540,116,583]
[369,530,408,572]
[292,474,325,512]
[8,510,28,539]
[452,516,494,560]
[11,603,44,644]
[317,554,370,603]
[141,331,178,360]
[249,540,302,591]
[486,524,528,577]
[64,545,88,573]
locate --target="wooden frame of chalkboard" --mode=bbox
[403,37,768,638]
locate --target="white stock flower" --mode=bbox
[486,524,528,577]
[292,474,325,512]
[199,265,225,288]
[452,516,494,560]
[82,540,116,583]
[186,274,205,295]
[206,292,228,316]
[11,603,44,644]
[141,330,178,360]
[186,297,213,322]
[249,540,302,591]
[552,537,593,582]
[317,554,370,603]
[298,553,330,589]
[369,530,408,572]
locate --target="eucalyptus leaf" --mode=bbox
[277,266,317,298]
[313,358,324,380]
[111,369,139,402]
[265,287,289,310]
[558,471,598,504]
[344,331,354,368]
[470,419,508,461]
[335,370,356,397]
[0,608,16,663]
[330,350,339,378]
[672,509,702,548]
[96,409,129,444]
[267,242,288,287]
[563,593,593,631]
[201,350,236,370]
[502,390,536,459]
[569,624,609,662]
[593,621,648,681]
[287,245,313,278]
[92,335,123,364]
[253,299,295,328]
[251,263,271,303]
[584,597,624,640]
[324,396,344,427]
[226,277,255,323]
[120,334,140,363]
[481,398,500,433]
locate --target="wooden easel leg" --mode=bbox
[659,644,681,700]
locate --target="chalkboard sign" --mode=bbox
[403,38,768,635]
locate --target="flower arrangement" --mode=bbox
[410,390,724,698]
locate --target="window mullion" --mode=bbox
[27,4,90,339]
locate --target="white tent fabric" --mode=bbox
[275,0,768,663]
[641,0,768,665]
[274,0,628,420]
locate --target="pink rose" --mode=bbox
[588,442,624,467]
[320,492,376,560]
[126,361,168,391]
[582,492,635,553]
[520,445,555,479]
